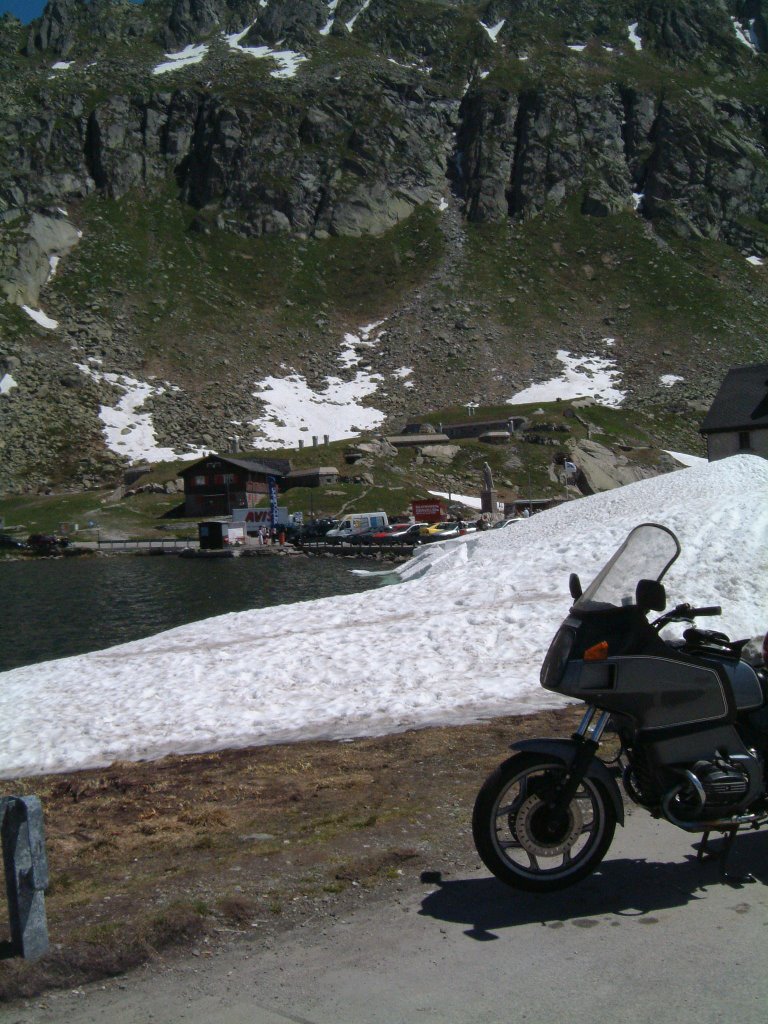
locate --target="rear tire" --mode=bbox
[472,752,616,892]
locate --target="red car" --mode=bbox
[371,523,425,544]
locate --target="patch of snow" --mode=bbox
[732,17,759,53]
[664,450,705,467]
[152,43,208,75]
[660,374,684,387]
[77,364,208,463]
[480,19,505,42]
[48,255,61,279]
[249,372,385,447]
[2,455,765,777]
[746,255,764,266]
[226,24,307,77]
[627,22,643,50]
[320,0,339,35]
[428,490,482,511]
[631,191,644,210]
[51,60,73,70]
[437,197,449,211]
[392,367,413,379]
[337,320,386,370]
[568,44,586,52]
[507,350,625,407]
[249,320,388,446]
[22,305,58,330]
[346,0,372,32]
[0,373,18,395]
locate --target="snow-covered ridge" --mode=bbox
[0,455,765,778]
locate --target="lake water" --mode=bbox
[0,554,386,673]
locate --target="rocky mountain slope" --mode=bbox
[1,0,767,491]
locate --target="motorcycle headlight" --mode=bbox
[540,626,575,691]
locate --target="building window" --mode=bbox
[738,431,752,451]
[194,475,206,486]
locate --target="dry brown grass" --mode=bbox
[0,707,583,1002]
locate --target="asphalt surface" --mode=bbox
[4,801,768,1024]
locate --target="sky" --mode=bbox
[1,0,44,22]
[0,454,766,780]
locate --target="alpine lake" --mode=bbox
[0,552,386,673]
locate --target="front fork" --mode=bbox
[545,706,611,811]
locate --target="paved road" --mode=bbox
[5,804,768,1024]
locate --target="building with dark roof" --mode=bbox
[699,363,768,462]
[179,454,290,517]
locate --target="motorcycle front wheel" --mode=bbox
[472,752,617,892]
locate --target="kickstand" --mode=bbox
[696,829,755,885]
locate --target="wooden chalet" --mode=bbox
[180,454,290,518]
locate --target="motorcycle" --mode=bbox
[472,522,768,891]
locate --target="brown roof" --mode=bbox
[180,454,289,477]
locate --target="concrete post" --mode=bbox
[1,796,49,960]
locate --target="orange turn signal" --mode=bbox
[584,641,609,661]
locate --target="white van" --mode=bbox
[325,511,389,542]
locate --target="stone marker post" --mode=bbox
[480,461,499,517]
[1,796,50,960]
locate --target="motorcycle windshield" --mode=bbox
[574,523,680,611]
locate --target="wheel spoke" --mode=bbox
[495,800,518,818]
[498,837,524,850]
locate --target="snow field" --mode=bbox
[0,455,765,779]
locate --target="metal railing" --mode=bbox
[95,538,198,550]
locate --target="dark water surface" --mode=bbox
[0,554,384,672]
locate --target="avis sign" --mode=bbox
[232,507,290,528]
[411,499,443,523]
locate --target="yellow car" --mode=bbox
[419,521,466,542]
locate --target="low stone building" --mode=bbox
[385,433,450,448]
[282,466,340,489]
[700,364,768,462]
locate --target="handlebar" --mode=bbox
[652,603,722,629]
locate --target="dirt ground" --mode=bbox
[0,707,585,1004]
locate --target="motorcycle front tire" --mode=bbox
[472,751,617,892]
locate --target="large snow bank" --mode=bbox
[0,456,766,778]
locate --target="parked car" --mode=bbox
[27,533,69,554]
[419,521,467,542]
[325,512,389,543]
[379,523,425,544]
[347,528,382,545]
[293,518,338,543]
[492,517,523,529]
[0,533,26,549]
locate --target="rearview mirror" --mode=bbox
[636,579,666,612]
[569,573,583,600]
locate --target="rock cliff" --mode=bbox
[1,0,767,490]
